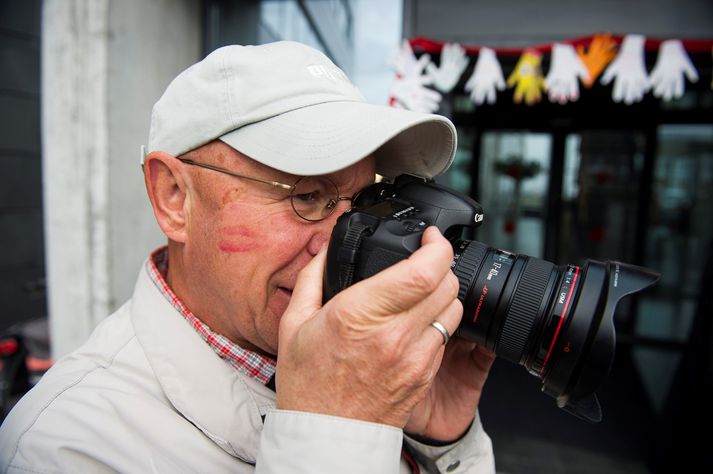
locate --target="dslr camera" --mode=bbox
[323,174,659,423]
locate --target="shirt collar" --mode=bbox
[146,247,276,385]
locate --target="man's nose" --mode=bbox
[306,200,352,256]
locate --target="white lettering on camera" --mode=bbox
[392,206,415,218]
[486,262,502,280]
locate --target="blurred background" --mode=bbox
[1,1,711,472]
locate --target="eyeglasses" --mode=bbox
[177,158,354,222]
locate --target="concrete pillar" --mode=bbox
[41,0,201,358]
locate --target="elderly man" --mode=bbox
[0,41,495,473]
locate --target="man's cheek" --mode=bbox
[217,224,261,254]
[215,200,272,254]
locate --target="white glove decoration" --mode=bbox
[600,34,651,104]
[389,75,442,113]
[425,42,470,93]
[545,43,590,104]
[390,39,431,78]
[649,39,699,101]
[464,47,506,105]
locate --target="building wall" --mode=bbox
[206,0,356,74]
[42,0,201,357]
[403,0,713,46]
[106,0,202,314]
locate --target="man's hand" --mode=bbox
[276,227,466,429]
[404,339,494,442]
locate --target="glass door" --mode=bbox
[475,132,552,258]
[635,124,713,412]
[559,131,647,264]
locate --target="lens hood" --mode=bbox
[541,261,660,422]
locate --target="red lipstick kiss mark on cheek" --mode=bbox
[217,225,260,253]
[220,225,254,237]
[218,241,260,253]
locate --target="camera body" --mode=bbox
[323,174,483,301]
[324,174,659,423]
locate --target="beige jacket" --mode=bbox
[0,261,495,473]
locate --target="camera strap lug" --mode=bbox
[337,223,371,289]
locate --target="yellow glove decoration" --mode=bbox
[577,33,618,88]
[507,50,544,105]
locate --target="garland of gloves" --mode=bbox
[388,34,711,112]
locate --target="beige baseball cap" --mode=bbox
[147,41,456,178]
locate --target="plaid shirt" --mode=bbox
[147,247,276,385]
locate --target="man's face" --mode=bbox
[176,141,376,356]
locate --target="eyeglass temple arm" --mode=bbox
[177,158,293,190]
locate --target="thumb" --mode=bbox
[282,244,328,330]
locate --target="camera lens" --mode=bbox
[450,240,659,422]
[323,174,660,422]
[452,240,567,370]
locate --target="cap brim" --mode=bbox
[219,101,456,178]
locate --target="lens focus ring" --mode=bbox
[453,242,488,302]
[497,258,554,363]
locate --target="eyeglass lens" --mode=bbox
[290,177,341,221]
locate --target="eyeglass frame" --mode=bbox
[176,158,355,222]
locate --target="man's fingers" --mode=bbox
[282,244,328,329]
[423,297,463,352]
[346,227,455,318]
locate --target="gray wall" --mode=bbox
[403,0,713,46]
[42,0,202,357]
[106,0,203,314]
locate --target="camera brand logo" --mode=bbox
[473,285,488,322]
[392,206,416,219]
[475,213,484,223]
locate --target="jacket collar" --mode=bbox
[130,263,275,464]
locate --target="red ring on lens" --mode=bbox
[540,265,580,375]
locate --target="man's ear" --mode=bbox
[143,151,190,242]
